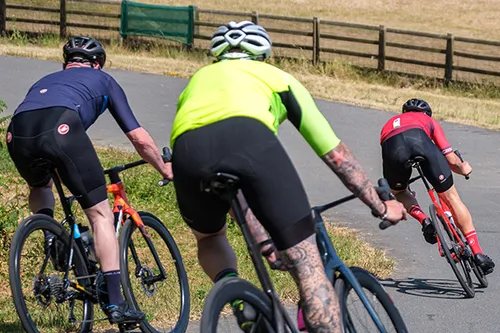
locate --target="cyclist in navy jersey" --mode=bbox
[7,36,172,324]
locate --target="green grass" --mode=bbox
[0,112,393,331]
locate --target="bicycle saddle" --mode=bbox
[201,172,241,197]
[405,156,425,169]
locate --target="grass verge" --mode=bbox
[1,33,499,129]
[0,119,393,331]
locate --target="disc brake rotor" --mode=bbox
[139,265,157,296]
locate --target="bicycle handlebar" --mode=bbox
[103,147,173,186]
[311,178,398,231]
[454,150,470,180]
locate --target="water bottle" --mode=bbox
[79,224,97,262]
[444,211,457,230]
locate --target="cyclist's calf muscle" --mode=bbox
[281,235,342,333]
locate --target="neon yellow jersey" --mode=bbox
[171,60,341,156]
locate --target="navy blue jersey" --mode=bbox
[15,67,140,133]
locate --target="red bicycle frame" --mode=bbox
[107,181,150,238]
[408,161,466,255]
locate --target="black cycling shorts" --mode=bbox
[7,107,107,209]
[381,128,453,193]
[172,117,315,251]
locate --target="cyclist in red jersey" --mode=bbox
[380,98,494,274]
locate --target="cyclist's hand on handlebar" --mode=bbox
[461,161,472,177]
[161,162,173,181]
[384,200,407,224]
[261,241,288,271]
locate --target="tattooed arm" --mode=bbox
[322,142,386,216]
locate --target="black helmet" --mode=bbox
[63,36,106,68]
[402,98,432,117]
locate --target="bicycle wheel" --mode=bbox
[334,266,408,333]
[429,205,475,298]
[9,214,94,333]
[450,223,488,288]
[119,211,190,333]
[200,277,280,333]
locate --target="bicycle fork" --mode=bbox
[316,220,388,333]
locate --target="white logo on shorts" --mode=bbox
[40,88,48,94]
[58,124,70,135]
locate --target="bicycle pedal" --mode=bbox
[118,322,139,332]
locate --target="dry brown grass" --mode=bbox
[1,42,499,129]
[5,0,500,83]
[135,0,500,41]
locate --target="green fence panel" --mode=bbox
[120,1,194,46]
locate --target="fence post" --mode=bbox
[60,0,67,38]
[378,25,386,71]
[444,33,454,85]
[193,6,199,36]
[251,11,259,24]
[312,17,320,65]
[0,0,6,36]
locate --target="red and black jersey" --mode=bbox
[380,112,452,155]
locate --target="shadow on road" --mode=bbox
[380,277,484,299]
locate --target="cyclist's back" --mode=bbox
[172,59,338,157]
[15,67,138,132]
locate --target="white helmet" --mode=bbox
[210,21,272,60]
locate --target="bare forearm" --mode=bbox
[321,142,385,215]
[127,127,166,175]
[134,141,164,172]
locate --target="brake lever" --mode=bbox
[374,178,395,230]
[454,150,470,180]
[158,147,173,186]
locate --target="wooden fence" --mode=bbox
[2,0,500,84]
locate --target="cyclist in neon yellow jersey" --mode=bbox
[170,21,407,333]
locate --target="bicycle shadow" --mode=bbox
[0,323,25,333]
[380,277,485,300]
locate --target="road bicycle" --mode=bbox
[9,148,190,333]
[199,173,408,333]
[404,151,487,298]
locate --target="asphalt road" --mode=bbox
[2,55,500,333]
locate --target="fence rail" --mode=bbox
[2,0,500,84]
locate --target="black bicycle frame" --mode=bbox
[230,196,298,333]
[50,169,95,298]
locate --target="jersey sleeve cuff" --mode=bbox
[442,147,453,155]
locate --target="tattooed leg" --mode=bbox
[322,142,385,216]
[282,234,342,333]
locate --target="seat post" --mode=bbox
[415,163,432,192]
[50,170,73,218]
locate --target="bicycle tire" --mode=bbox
[119,211,190,333]
[429,205,475,298]
[200,277,280,333]
[9,214,94,333]
[334,266,408,333]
